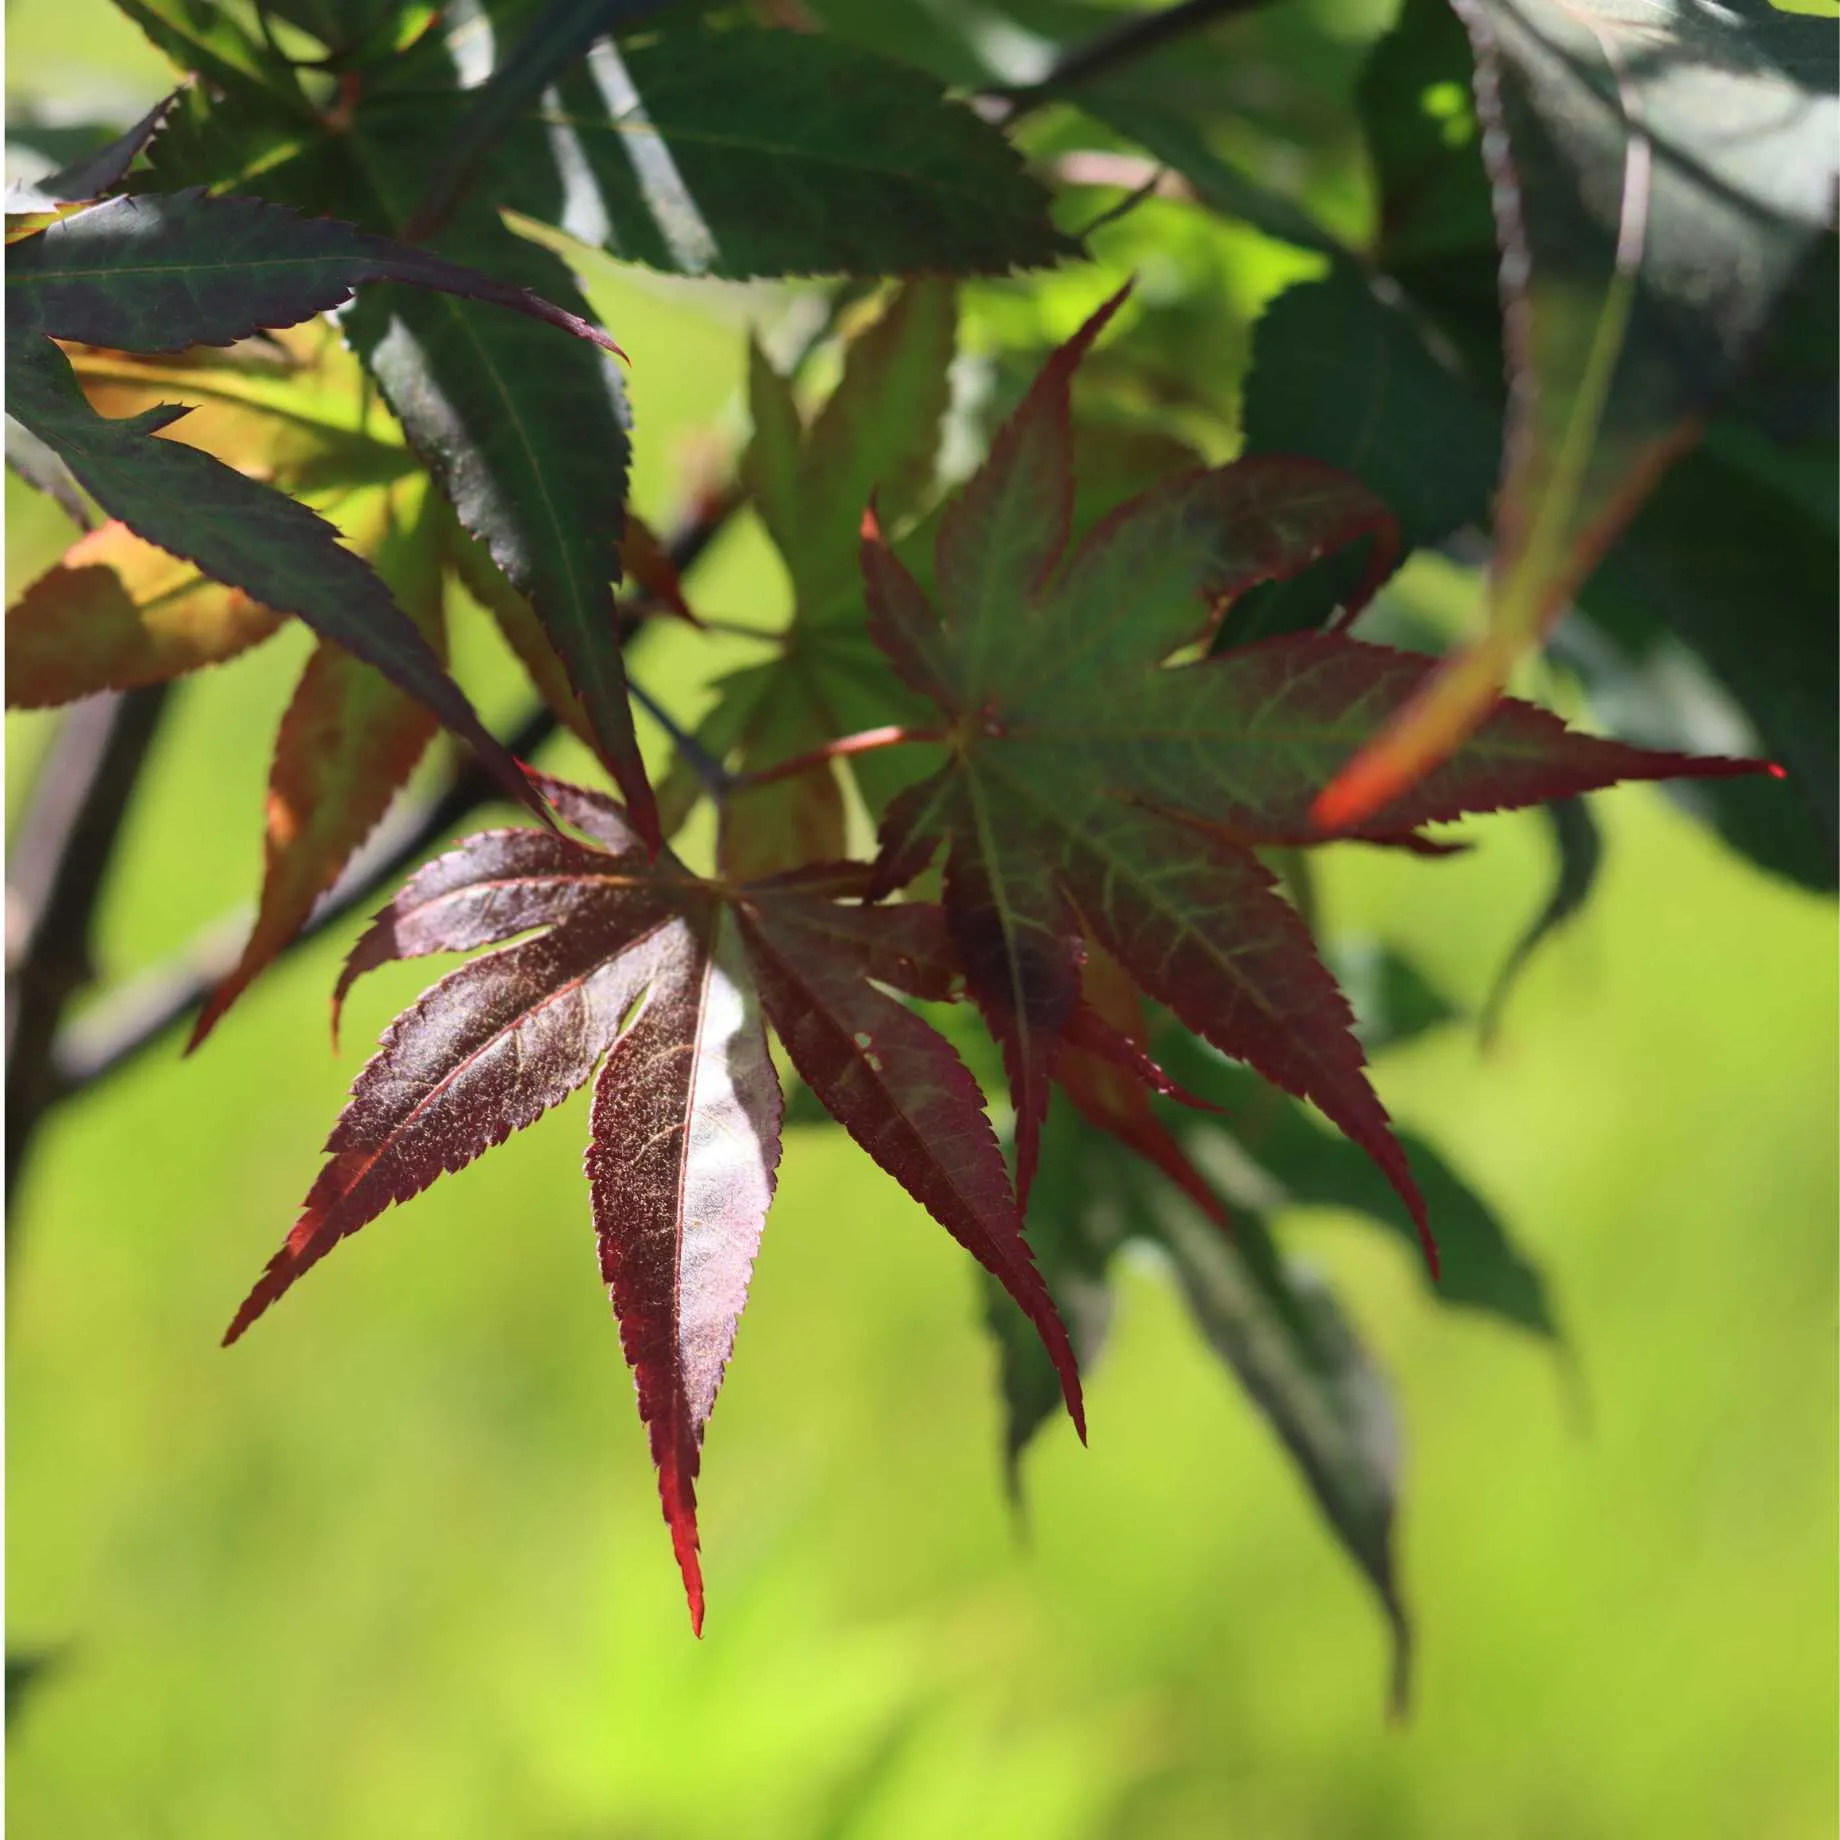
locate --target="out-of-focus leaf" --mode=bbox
[1358,0,1498,328]
[1344,0,1836,887]
[999,1090,1412,1709]
[3,89,182,211]
[260,0,439,63]
[5,1650,58,1730]
[983,1137,1115,1498]
[7,520,284,704]
[189,474,447,1047]
[762,285,957,618]
[1717,231,1840,454]
[496,30,1074,278]
[1230,264,1498,644]
[618,512,693,621]
[1479,796,1604,1038]
[1577,437,1838,890]
[1156,1197,1411,1711]
[7,189,625,358]
[1157,1035,1559,1339]
[1329,938,1462,1054]
[686,284,957,878]
[443,514,596,753]
[1317,0,1840,827]
[67,326,411,496]
[5,330,539,817]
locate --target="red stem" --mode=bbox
[731,725,944,792]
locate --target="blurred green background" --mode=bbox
[7,4,1836,1835]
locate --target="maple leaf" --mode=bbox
[230,775,1081,1629]
[411,23,1073,275]
[3,86,181,212]
[861,286,1766,1252]
[7,518,285,704]
[6,187,623,357]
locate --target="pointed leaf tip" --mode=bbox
[1309,640,1514,831]
[667,1494,706,1637]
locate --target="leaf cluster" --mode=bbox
[5,0,1829,1687]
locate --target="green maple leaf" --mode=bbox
[861,285,1763,1237]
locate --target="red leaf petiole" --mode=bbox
[727,725,946,793]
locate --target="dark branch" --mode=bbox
[6,686,169,1205]
[628,677,732,797]
[51,697,558,1093]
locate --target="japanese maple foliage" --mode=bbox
[233,774,1080,1629]
[859,289,1762,1268]
[7,0,1831,1721]
[232,302,1762,1632]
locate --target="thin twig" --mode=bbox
[627,675,732,797]
[989,0,1279,123]
[1065,163,1176,240]
[692,614,781,642]
[729,724,944,794]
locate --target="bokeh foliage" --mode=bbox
[7,0,1836,1833]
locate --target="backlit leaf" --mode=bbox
[863,295,1764,1254]
[7,520,284,705]
[683,285,957,878]
[241,782,1080,1627]
[189,474,448,1047]
[1318,0,1840,825]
